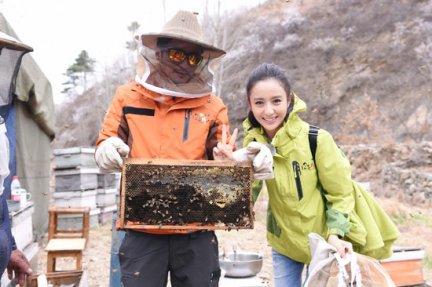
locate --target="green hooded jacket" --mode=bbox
[243,95,399,263]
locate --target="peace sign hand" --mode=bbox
[213,124,238,161]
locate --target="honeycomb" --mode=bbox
[120,159,253,230]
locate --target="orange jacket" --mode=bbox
[96,81,232,233]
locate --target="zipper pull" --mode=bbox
[292,161,301,176]
[292,160,304,200]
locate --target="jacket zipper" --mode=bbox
[292,161,303,200]
[183,109,191,142]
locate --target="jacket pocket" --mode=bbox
[292,161,303,200]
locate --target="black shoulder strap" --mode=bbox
[308,125,320,164]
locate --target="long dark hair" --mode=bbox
[246,63,293,128]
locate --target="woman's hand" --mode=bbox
[327,234,352,258]
[213,124,238,161]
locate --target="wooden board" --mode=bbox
[45,238,86,251]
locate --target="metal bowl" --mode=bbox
[219,251,263,278]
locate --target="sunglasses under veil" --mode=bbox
[162,48,204,67]
[136,41,217,98]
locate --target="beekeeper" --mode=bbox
[94,10,272,287]
[95,8,275,286]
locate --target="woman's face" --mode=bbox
[249,78,290,139]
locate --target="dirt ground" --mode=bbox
[35,201,271,287]
[35,194,432,287]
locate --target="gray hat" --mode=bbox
[0,31,33,51]
[139,10,225,59]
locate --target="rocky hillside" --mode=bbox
[343,142,432,206]
[54,0,432,147]
[216,0,432,144]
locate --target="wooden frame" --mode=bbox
[119,158,254,231]
[27,271,87,287]
[48,207,90,245]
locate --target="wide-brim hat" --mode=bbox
[0,31,33,52]
[138,10,225,59]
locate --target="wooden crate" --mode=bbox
[380,247,425,287]
[119,158,253,231]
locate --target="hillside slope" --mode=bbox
[216,0,432,144]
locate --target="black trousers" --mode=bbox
[119,230,220,287]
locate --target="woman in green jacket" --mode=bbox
[242,63,355,287]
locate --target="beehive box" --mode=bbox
[96,188,117,207]
[54,168,99,192]
[119,158,253,230]
[380,246,425,287]
[53,147,96,170]
[10,203,35,250]
[98,204,117,225]
[52,190,97,209]
[97,173,118,189]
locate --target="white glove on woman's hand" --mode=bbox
[232,142,274,180]
[95,137,130,173]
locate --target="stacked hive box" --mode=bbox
[97,172,118,224]
[53,147,119,228]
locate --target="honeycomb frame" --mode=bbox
[119,158,254,231]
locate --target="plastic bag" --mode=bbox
[304,233,395,287]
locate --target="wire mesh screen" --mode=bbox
[120,159,254,230]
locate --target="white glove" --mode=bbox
[95,137,130,173]
[233,142,274,180]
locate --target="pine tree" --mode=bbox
[125,21,140,51]
[62,50,95,96]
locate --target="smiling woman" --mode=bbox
[240,63,399,287]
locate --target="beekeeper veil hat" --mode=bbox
[135,10,226,98]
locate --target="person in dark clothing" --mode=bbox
[1,31,33,286]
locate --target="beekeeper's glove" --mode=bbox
[95,137,130,173]
[233,142,274,180]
